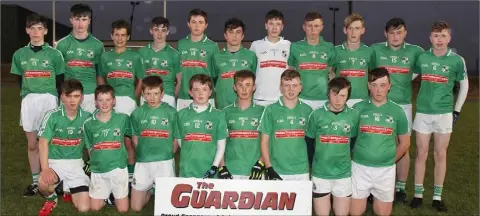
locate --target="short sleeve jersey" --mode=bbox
[38,105,92,160]
[288,38,335,100]
[99,49,146,100]
[138,43,180,97]
[223,102,265,176]
[82,111,131,173]
[331,43,376,100]
[130,103,178,162]
[213,47,257,109]
[176,104,228,178]
[371,42,424,105]
[352,100,408,167]
[10,43,65,98]
[415,48,468,114]
[55,33,104,94]
[306,103,359,179]
[258,98,313,175]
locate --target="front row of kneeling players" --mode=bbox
[38,67,405,215]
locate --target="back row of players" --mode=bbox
[11,3,468,216]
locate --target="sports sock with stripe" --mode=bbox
[414,184,424,198]
[396,181,406,192]
[32,173,39,185]
[433,185,443,201]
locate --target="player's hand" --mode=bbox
[83,161,91,177]
[218,166,233,179]
[453,111,460,127]
[40,168,57,185]
[266,167,282,180]
[249,160,265,180]
[203,166,218,179]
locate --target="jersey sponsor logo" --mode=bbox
[67,60,94,68]
[421,74,448,84]
[181,60,207,68]
[107,71,134,79]
[93,141,122,150]
[339,70,366,77]
[259,60,287,69]
[184,133,212,142]
[381,66,409,74]
[229,130,259,139]
[319,135,349,144]
[51,138,81,146]
[141,129,170,138]
[221,71,236,79]
[24,70,51,78]
[360,125,393,135]
[274,129,305,138]
[298,62,327,70]
[146,68,169,76]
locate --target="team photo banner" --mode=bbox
[154,178,312,216]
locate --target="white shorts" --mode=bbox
[132,159,175,191]
[400,104,413,133]
[140,94,176,108]
[115,96,137,116]
[176,98,215,111]
[413,112,453,134]
[90,167,129,200]
[299,98,327,110]
[312,176,352,197]
[232,175,250,180]
[351,161,395,202]
[80,94,96,113]
[49,159,89,190]
[346,99,363,108]
[20,93,58,132]
[279,173,310,181]
[254,99,277,107]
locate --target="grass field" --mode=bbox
[1,83,478,216]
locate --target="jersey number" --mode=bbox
[151,119,157,125]
[195,122,200,128]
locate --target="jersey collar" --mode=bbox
[264,36,284,44]
[92,110,116,121]
[428,47,452,57]
[188,102,213,113]
[302,36,324,46]
[341,42,365,51]
[60,104,83,118]
[278,96,302,108]
[222,45,244,53]
[385,41,406,50]
[323,102,348,113]
[186,34,208,43]
[27,42,49,50]
[233,100,255,109]
[147,42,169,52]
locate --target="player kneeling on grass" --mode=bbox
[220,70,266,180]
[176,74,228,179]
[130,76,178,211]
[349,67,410,216]
[306,77,359,216]
[83,85,131,212]
[37,80,91,216]
[258,69,313,181]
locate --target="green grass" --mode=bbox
[1,84,478,215]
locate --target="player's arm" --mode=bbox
[95,44,105,85]
[204,112,228,179]
[97,54,108,85]
[327,47,337,80]
[130,111,140,148]
[395,108,410,162]
[174,113,182,148]
[305,111,316,152]
[453,57,469,126]
[175,73,182,99]
[287,44,296,70]
[53,50,66,95]
[37,111,59,185]
[10,52,24,88]
[258,108,282,180]
[172,112,180,153]
[134,56,146,98]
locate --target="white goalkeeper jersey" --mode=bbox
[250,37,291,101]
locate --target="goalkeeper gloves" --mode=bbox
[266,167,282,180]
[83,161,91,177]
[453,111,460,127]
[203,166,218,179]
[218,166,233,179]
[249,160,265,180]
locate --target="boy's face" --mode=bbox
[26,23,47,43]
[303,19,323,38]
[233,77,255,101]
[61,90,83,111]
[95,92,115,113]
[143,87,164,107]
[328,88,349,111]
[189,82,212,105]
[368,76,391,102]
[111,28,129,48]
[150,24,169,43]
[225,27,244,47]
[280,77,302,101]
[344,20,365,43]
[385,26,406,48]
[188,15,207,37]
[430,29,451,51]
[265,18,284,38]
[70,15,90,34]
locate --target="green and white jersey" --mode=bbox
[258,98,313,175]
[331,43,376,100]
[213,46,257,109]
[176,103,228,178]
[352,100,408,167]
[10,43,65,98]
[38,105,92,160]
[306,103,359,179]
[288,37,335,100]
[82,111,131,173]
[415,48,467,114]
[177,35,219,99]
[99,49,146,100]
[138,43,180,97]
[371,42,424,105]
[55,33,104,94]
[131,103,178,163]
[223,102,265,176]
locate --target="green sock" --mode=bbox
[414,184,424,198]
[32,173,39,185]
[396,181,406,192]
[433,185,443,201]
[46,193,58,202]
[127,164,135,175]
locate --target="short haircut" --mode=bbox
[224,18,245,33]
[281,69,301,81]
[344,12,364,28]
[328,77,351,100]
[70,3,92,18]
[151,16,169,28]
[26,14,48,28]
[304,12,323,22]
[142,76,164,92]
[431,21,450,33]
[189,74,212,90]
[368,67,390,83]
[61,79,84,95]
[111,20,131,35]
[385,17,406,32]
[188,9,208,23]
[234,70,256,84]
[265,10,284,23]
[95,84,115,99]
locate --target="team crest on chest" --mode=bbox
[442,65,449,73]
[87,50,94,58]
[321,52,328,59]
[161,118,169,126]
[41,60,49,67]
[251,118,259,126]
[200,50,207,57]
[205,121,213,130]
[299,117,306,126]
[161,60,168,67]
[241,60,248,67]
[402,57,409,64]
[113,128,121,136]
[282,50,288,58]
[126,61,133,68]
[359,59,366,66]
[343,124,351,133]
[385,116,394,123]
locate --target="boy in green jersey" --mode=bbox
[176,9,218,111]
[37,80,91,216]
[83,85,131,212]
[259,69,313,181]
[410,21,469,212]
[139,16,179,108]
[130,76,178,212]
[350,68,410,216]
[306,77,359,216]
[11,14,65,197]
[175,74,228,178]
[213,18,257,109]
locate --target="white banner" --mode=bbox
[154,178,312,216]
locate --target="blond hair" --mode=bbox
[344,13,364,28]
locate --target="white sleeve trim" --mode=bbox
[213,139,226,167]
[454,79,469,112]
